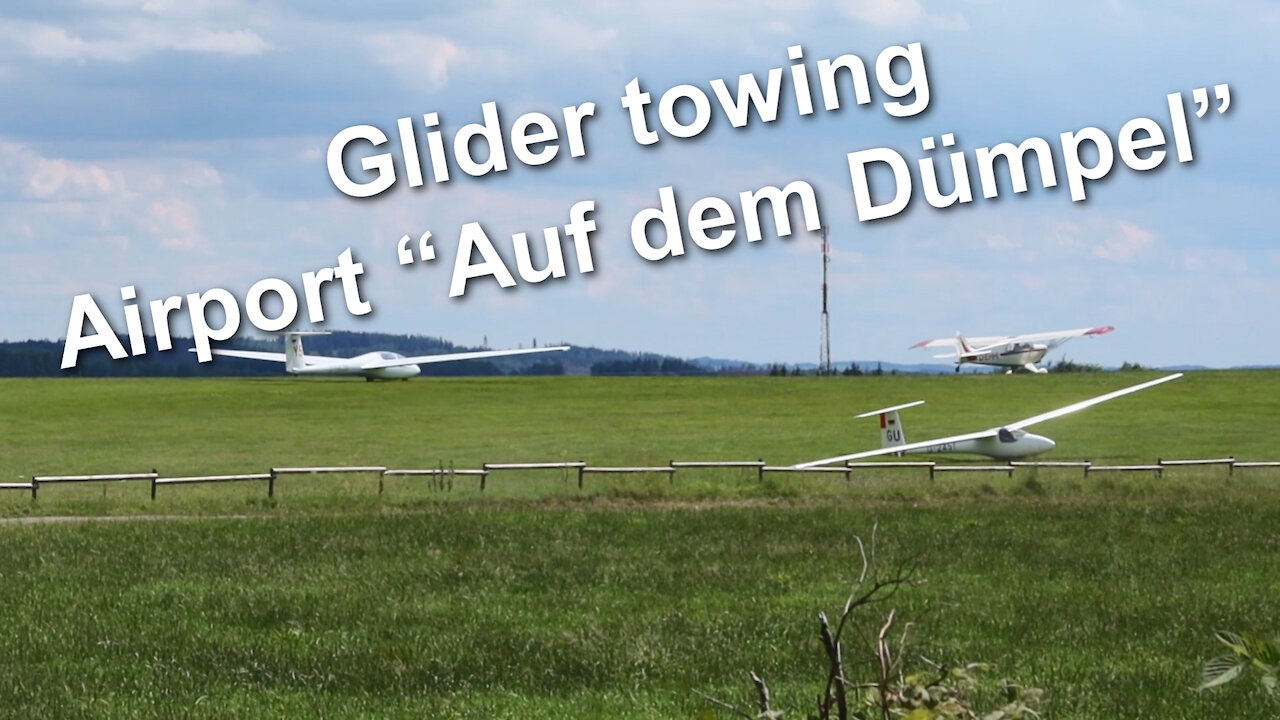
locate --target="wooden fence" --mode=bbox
[13,456,1272,500]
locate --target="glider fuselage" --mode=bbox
[289,352,422,379]
[902,430,1056,460]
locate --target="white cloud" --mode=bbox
[1180,248,1247,274]
[845,0,926,27]
[840,0,967,29]
[1093,221,1155,261]
[985,234,1020,250]
[1,16,268,63]
[0,141,223,252]
[147,199,205,250]
[367,33,459,92]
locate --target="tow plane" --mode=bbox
[195,331,569,380]
[912,326,1115,374]
[793,373,1182,468]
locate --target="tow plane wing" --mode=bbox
[912,326,1114,356]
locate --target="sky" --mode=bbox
[2,0,1277,368]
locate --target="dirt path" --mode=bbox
[0,514,251,525]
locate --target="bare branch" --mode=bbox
[876,609,897,720]
[692,690,753,719]
[750,671,772,715]
[895,622,914,685]
[818,611,849,719]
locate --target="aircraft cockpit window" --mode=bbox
[379,351,404,360]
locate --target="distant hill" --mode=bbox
[0,333,712,378]
[0,333,1265,377]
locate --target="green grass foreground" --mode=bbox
[0,372,1277,717]
[1,494,1277,718]
[3,370,1277,485]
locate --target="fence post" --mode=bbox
[31,478,38,500]
[757,459,764,483]
[268,470,276,499]
[577,465,584,490]
[481,464,489,492]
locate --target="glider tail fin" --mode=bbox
[284,333,307,373]
[879,410,907,449]
[856,401,924,450]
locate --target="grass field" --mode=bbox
[3,370,1277,484]
[0,372,1277,718]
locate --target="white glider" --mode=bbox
[195,331,569,380]
[793,373,1182,468]
[912,326,1115,374]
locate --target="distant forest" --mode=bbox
[0,332,725,378]
[1,332,1160,378]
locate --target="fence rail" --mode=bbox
[30,471,159,500]
[151,473,272,500]
[669,460,766,482]
[1158,457,1234,466]
[384,469,488,476]
[1085,464,1164,477]
[19,456,1277,501]
[0,482,36,499]
[581,466,677,474]
[34,472,158,483]
[929,464,1015,479]
[846,461,937,469]
[1010,460,1091,467]
[271,466,387,474]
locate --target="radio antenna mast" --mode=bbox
[819,225,832,375]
